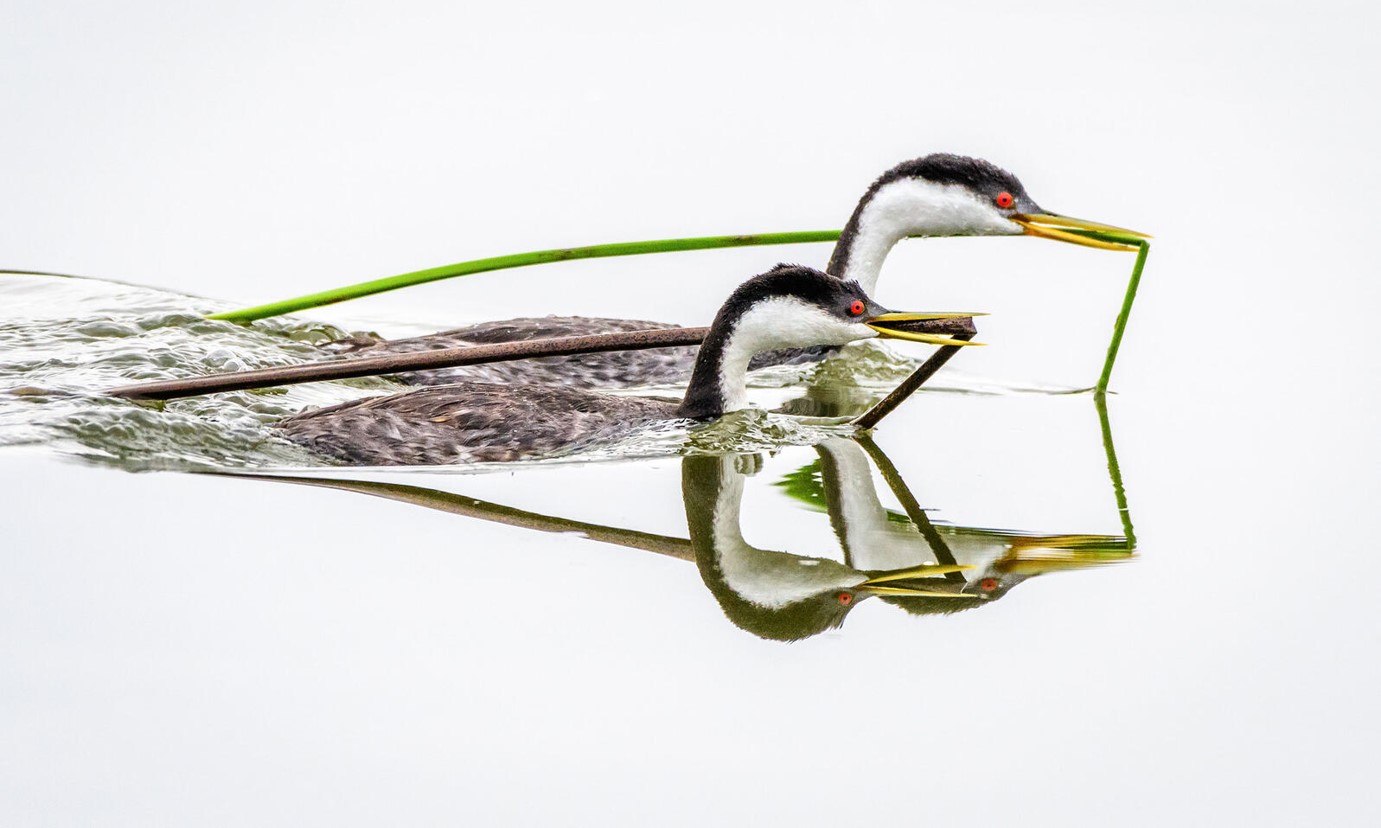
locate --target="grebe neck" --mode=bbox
[677,297,797,420]
[827,174,1020,292]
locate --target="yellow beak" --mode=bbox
[997,534,1136,575]
[866,311,987,347]
[855,564,983,598]
[1011,213,1150,252]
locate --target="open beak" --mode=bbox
[996,534,1136,576]
[1010,213,1150,252]
[866,311,986,348]
[855,564,983,599]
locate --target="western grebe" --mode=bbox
[279,265,974,465]
[326,153,1142,388]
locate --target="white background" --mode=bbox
[3,2,1379,825]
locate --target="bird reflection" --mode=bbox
[682,450,978,641]
[215,401,1133,641]
[682,438,1131,640]
[802,437,1131,609]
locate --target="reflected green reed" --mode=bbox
[3,271,1136,643]
[209,427,1133,642]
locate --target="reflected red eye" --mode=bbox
[848,300,866,316]
[995,192,1015,209]
[980,578,999,592]
[837,592,853,605]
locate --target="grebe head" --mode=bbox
[829,153,1149,292]
[677,265,975,420]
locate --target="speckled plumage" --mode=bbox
[282,267,885,466]
[326,316,830,389]
[279,381,681,465]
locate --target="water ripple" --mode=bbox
[1,272,1075,472]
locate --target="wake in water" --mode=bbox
[0,273,1067,473]
[0,274,387,470]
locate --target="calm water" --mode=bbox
[3,262,1376,825]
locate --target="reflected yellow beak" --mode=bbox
[998,534,1136,575]
[863,563,971,583]
[866,311,986,347]
[856,564,982,598]
[1011,213,1150,252]
[861,585,982,598]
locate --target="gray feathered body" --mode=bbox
[278,382,681,465]
[283,268,894,466]
[326,316,832,389]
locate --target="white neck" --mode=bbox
[816,438,965,574]
[707,455,865,608]
[816,438,919,571]
[711,298,878,414]
[831,177,1022,293]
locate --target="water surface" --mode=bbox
[2,268,1375,826]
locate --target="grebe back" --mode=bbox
[280,265,975,466]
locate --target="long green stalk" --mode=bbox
[206,229,1147,391]
[207,231,842,322]
[1095,392,1137,548]
[1095,240,1150,394]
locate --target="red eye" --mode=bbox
[980,578,999,592]
[995,192,1015,209]
[848,299,866,316]
[837,592,853,605]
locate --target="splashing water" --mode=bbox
[0,274,400,470]
[0,272,1061,473]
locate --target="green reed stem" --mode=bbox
[1095,240,1150,394]
[207,231,843,323]
[205,228,1147,391]
[1095,392,1137,548]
